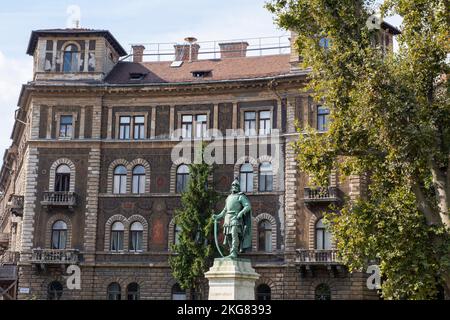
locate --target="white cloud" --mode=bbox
[0,51,33,157]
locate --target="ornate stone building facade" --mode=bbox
[0,25,399,300]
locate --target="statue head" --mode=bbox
[231,178,240,194]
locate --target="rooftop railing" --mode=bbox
[123,34,291,62]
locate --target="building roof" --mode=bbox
[105,54,292,84]
[381,21,401,35]
[26,28,127,56]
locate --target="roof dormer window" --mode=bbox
[191,70,212,78]
[129,72,146,81]
[63,44,80,72]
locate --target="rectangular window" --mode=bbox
[244,112,256,136]
[129,231,143,252]
[55,174,70,192]
[133,116,145,140]
[132,175,145,194]
[195,114,207,138]
[59,115,73,138]
[259,111,271,135]
[317,106,330,132]
[181,115,193,138]
[119,116,131,140]
[111,231,124,251]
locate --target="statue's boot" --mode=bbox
[226,251,238,259]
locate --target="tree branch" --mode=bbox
[411,182,442,226]
[430,158,450,228]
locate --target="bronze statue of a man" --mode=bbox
[213,179,252,259]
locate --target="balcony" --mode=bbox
[0,233,9,248]
[8,195,24,216]
[304,187,340,204]
[0,251,19,281]
[41,192,77,209]
[296,249,338,264]
[296,249,344,277]
[31,249,79,265]
[0,265,17,281]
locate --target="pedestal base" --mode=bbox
[205,258,260,300]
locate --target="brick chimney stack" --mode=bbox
[289,31,301,70]
[132,45,145,63]
[219,42,249,59]
[174,43,200,62]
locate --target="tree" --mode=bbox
[168,153,218,300]
[266,0,450,299]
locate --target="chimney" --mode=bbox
[132,45,145,63]
[289,31,301,69]
[174,37,199,62]
[219,41,249,58]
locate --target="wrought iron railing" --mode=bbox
[296,249,338,263]
[9,195,24,210]
[304,187,339,203]
[31,249,79,264]
[41,192,77,208]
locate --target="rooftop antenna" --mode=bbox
[184,36,197,63]
[66,5,81,28]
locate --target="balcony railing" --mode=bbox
[31,249,79,264]
[296,249,339,264]
[41,192,77,209]
[9,195,24,216]
[304,187,339,204]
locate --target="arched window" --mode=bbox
[256,284,271,300]
[129,221,143,252]
[315,283,331,300]
[110,221,124,252]
[107,282,121,300]
[258,162,273,192]
[127,283,140,300]
[47,281,63,300]
[176,164,190,193]
[258,220,272,252]
[174,224,182,245]
[172,283,186,300]
[63,44,79,72]
[239,163,253,192]
[132,165,146,194]
[55,164,71,192]
[51,220,67,249]
[315,218,332,250]
[113,165,127,194]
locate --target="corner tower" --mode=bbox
[26,28,127,82]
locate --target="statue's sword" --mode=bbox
[214,219,224,258]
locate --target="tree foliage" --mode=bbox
[168,154,218,299]
[266,0,450,299]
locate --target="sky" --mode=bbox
[0,0,402,164]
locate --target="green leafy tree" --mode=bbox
[266,0,450,299]
[168,153,218,300]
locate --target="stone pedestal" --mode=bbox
[205,258,260,300]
